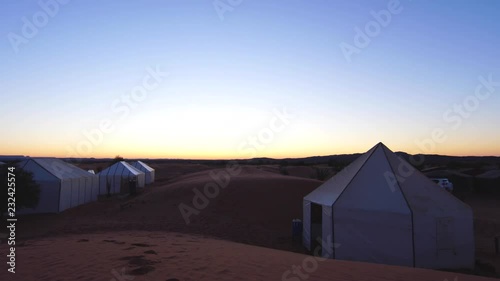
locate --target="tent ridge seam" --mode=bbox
[382,146,416,268]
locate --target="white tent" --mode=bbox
[17,158,99,214]
[303,142,474,269]
[130,161,155,184]
[98,161,145,195]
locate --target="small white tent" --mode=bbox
[303,142,474,269]
[98,161,145,195]
[130,161,155,184]
[17,158,99,214]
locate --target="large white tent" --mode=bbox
[17,158,99,214]
[303,142,474,269]
[98,161,145,195]
[130,161,155,184]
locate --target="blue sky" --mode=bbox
[1,0,499,159]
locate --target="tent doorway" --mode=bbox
[311,203,323,255]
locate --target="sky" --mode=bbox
[1,0,499,159]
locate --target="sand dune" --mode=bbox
[4,231,497,281]
[17,166,322,251]
[10,165,500,280]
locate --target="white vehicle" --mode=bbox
[431,178,454,192]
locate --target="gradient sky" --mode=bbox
[1,0,499,159]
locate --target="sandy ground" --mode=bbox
[3,164,500,280]
[2,231,497,281]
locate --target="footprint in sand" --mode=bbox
[129,265,155,275]
[119,255,145,261]
[77,239,89,242]
[144,250,157,255]
[131,243,152,247]
[119,255,160,276]
[103,239,126,245]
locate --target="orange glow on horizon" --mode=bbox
[3,142,499,160]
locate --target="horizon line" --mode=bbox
[3,151,500,161]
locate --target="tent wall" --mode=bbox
[22,160,56,181]
[137,173,145,188]
[130,161,155,184]
[150,170,155,183]
[310,203,323,254]
[335,146,412,212]
[303,200,311,251]
[412,214,474,269]
[70,179,79,209]
[77,179,84,204]
[59,179,72,212]
[330,146,414,266]
[99,174,123,195]
[84,175,99,202]
[333,208,414,266]
[321,205,334,258]
[17,158,99,214]
[384,152,475,269]
[302,143,475,270]
[18,160,60,214]
[98,162,145,195]
[304,202,333,257]
[19,181,60,214]
[84,177,92,203]
[144,172,153,185]
[91,176,99,201]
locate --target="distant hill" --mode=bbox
[0,155,27,162]
[56,152,500,170]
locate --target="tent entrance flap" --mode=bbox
[311,203,322,255]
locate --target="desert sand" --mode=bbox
[3,231,497,281]
[3,164,500,280]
